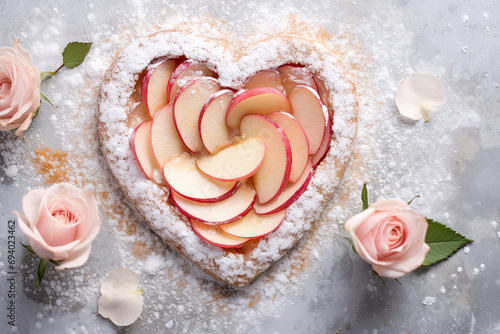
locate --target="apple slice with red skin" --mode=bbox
[198,89,235,154]
[130,121,159,180]
[141,58,179,117]
[277,64,318,95]
[150,103,187,167]
[173,77,221,153]
[220,209,286,239]
[190,219,250,248]
[254,158,313,215]
[163,153,237,203]
[196,137,266,182]
[171,183,256,224]
[267,112,309,183]
[226,87,290,128]
[288,85,327,155]
[311,113,332,166]
[240,114,292,204]
[167,61,217,102]
[243,69,285,93]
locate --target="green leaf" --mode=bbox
[422,218,473,266]
[361,183,369,211]
[372,270,385,284]
[62,42,92,68]
[40,92,55,108]
[20,241,36,254]
[36,258,47,288]
[40,71,55,82]
[31,106,41,121]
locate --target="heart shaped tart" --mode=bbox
[98,30,358,286]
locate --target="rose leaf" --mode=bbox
[361,183,369,211]
[395,74,444,122]
[40,92,55,108]
[422,218,473,266]
[62,42,92,68]
[98,268,144,326]
[36,258,47,288]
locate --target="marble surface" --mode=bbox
[1,0,499,333]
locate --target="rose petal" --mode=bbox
[21,189,46,229]
[55,244,91,270]
[395,74,444,121]
[345,208,375,234]
[98,268,144,326]
[373,243,430,278]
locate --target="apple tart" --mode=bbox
[98,30,358,286]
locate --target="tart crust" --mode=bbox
[98,30,358,287]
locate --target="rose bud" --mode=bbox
[14,183,101,269]
[345,198,430,278]
[0,39,41,136]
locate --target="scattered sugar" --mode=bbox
[491,221,498,229]
[422,296,436,306]
[4,165,18,178]
[480,264,486,271]
[464,246,470,254]
[457,267,463,274]
[461,46,468,54]
[472,268,479,276]
[497,231,500,238]
[86,13,96,23]
[439,286,446,294]
[0,3,483,332]
[462,15,469,23]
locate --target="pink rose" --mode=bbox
[0,39,41,136]
[14,183,101,270]
[345,198,430,278]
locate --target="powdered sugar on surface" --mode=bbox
[0,0,493,333]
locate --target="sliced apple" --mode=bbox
[313,75,332,111]
[240,114,292,204]
[163,153,237,202]
[226,87,290,128]
[267,112,309,183]
[130,121,159,180]
[171,183,256,224]
[198,89,235,153]
[150,103,186,167]
[196,137,266,182]
[167,61,217,102]
[254,158,313,215]
[173,77,221,153]
[190,219,250,248]
[277,64,318,95]
[127,102,150,130]
[288,85,327,155]
[220,209,286,239]
[312,113,332,166]
[243,69,285,93]
[141,58,179,117]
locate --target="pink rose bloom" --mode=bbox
[14,183,101,270]
[0,39,41,136]
[345,198,430,278]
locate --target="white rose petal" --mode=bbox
[395,74,444,122]
[98,268,144,326]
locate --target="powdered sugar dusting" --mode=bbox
[0,1,488,333]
